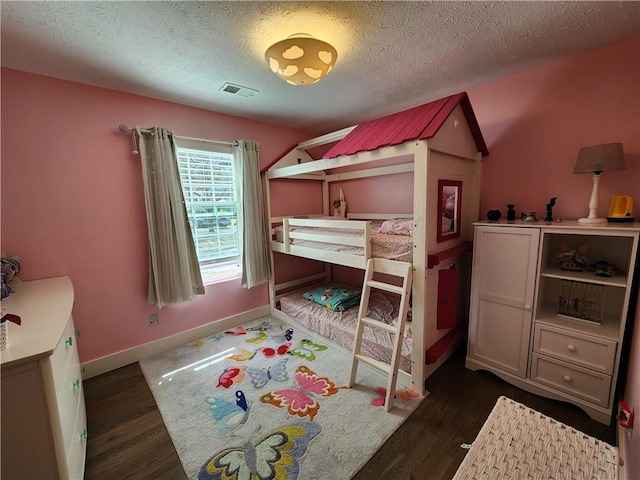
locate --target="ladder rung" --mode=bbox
[361,316,398,333]
[366,280,404,295]
[355,353,392,374]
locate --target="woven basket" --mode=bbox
[454,396,618,480]
[0,321,7,350]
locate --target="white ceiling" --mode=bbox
[2,1,639,135]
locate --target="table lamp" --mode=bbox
[573,143,624,223]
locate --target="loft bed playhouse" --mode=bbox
[263,92,489,394]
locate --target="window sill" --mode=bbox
[201,263,241,285]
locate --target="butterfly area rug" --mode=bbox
[140,316,425,480]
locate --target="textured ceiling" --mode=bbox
[2,1,639,135]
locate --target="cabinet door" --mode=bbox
[468,226,540,377]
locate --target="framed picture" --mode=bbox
[437,179,462,243]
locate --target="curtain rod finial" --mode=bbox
[119,124,131,133]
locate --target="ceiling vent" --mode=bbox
[219,82,259,98]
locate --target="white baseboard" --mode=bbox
[81,305,270,379]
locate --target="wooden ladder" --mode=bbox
[348,258,413,411]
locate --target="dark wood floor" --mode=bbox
[84,346,616,479]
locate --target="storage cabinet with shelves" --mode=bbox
[466,221,639,424]
[1,276,87,479]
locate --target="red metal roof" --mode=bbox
[324,92,489,159]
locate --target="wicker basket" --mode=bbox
[454,396,618,480]
[1,321,7,350]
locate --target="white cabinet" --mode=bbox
[467,226,540,377]
[1,277,86,479]
[467,221,639,424]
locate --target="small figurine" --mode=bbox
[545,197,557,222]
[558,239,589,271]
[521,212,538,222]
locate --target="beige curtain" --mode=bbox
[233,140,271,288]
[136,126,204,307]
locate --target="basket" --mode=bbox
[1,321,7,350]
[453,396,618,479]
[557,280,604,324]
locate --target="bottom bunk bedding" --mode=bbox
[279,287,413,373]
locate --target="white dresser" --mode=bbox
[467,221,640,424]
[1,276,86,479]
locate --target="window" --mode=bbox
[176,144,241,283]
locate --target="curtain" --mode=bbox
[136,126,204,307]
[233,140,271,289]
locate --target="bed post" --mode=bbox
[412,141,429,394]
[264,173,278,315]
[322,178,330,216]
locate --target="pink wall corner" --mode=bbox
[465,36,640,455]
[0,68,311,363]
[621,299,640,475]
[467,36,640,222]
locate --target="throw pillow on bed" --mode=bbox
[303,284,362,312]
[379,218,413,235]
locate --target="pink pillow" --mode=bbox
[379,219,413,236]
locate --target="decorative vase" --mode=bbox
[507,204,516,221]
[487,209,501,221]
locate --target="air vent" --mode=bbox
[219,83,259,98]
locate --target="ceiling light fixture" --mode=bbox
[265,34,337,86]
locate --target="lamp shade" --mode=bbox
[573,143,625,174]
[265,34,337,86]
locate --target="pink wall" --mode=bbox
[467,36,640,466]
[0,68,311,363]
[468,37,639,221]
[623,303,640,474]
[2,36,639,458]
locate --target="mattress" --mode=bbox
[274,222,413,263]
[279,288,413,373]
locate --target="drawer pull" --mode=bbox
[66,336,74,347]
[566,344,576,352]
[562,375,573,383]
[524,304,532,311]
[73,379,81,391]
[81,430,88,440]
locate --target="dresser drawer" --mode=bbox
[530,353,611,407]
[533,324,617,374]
[67,393,87,480]
[50,315,77,394]
[58,342,82,456]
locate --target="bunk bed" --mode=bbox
[263,92,489,394]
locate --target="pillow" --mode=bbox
[303,284,362,312]
[379,219,413,236]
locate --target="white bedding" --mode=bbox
[279,289,412,373]
[274,222,413,263]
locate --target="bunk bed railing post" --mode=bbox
[264,173,278,316]
[283,218,291,253]
[364,222,372,259]
[411,141,429,395]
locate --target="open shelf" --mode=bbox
[535,303,620,342]
[540,266,627,288]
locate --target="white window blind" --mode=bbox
[176,146,241,282]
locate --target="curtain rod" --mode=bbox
[118,124,237,146]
